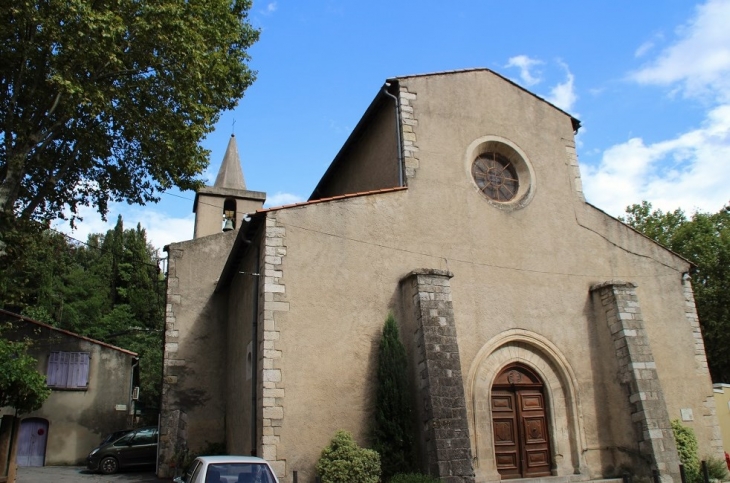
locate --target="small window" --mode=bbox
[472,152,519,202]
[47,352,90,389]
[131,428,158,445]
[114,434,133,446]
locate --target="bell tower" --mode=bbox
[193,134,266,238]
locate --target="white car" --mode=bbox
[175,456,279,483]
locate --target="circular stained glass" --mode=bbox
[471,152,519,202]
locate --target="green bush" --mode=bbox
[389,472,440,483]
[316,430,381,483]
[672,420,700,483]
[704,456,729,482]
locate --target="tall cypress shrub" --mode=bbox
[373,313,414,480]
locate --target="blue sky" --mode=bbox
[58,0,730,251]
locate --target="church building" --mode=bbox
[159,69,723,483]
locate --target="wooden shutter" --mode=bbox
[66,353,90,388]
[47,352,89,388]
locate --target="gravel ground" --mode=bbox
[16,466,163,483]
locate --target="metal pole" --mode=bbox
[702,460,710,483]
[623,472,633,483]
[679,463,687,483]
[652,469,661,483]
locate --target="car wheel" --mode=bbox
[100,456,119,474]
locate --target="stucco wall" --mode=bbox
[225,233,262,456]
[713,385,730,452]
[312,96,400,199]
[0,321,135,465]
[236,70,717,482]
[160,231,236,472]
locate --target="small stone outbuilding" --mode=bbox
[0,310,139,467]
[159,69,723,483]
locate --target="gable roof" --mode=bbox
[389,67,581,131]
[0,309,139,357]
[310,68,581,201]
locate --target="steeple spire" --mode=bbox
[192,133,265,239]
[214,134,246,190]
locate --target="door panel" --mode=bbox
[17,419,48,467]
[519,391,551,477]
[492,365,552,479]
[492,391,521,478]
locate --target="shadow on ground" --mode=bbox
[17,466,163,483]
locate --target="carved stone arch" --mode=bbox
[466,329,588,482]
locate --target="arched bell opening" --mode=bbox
[223,198,237,232]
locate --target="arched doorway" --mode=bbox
[17,418,49,467]
[492,363,551,479]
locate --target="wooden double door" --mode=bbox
[491,364,552,479]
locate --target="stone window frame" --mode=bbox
[464,135,536,211]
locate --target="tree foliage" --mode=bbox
[0,326,51,414]
[672,419,701,483]
[0,216,165,418]
[373,313,415,480]
[0,0,258,226]
[622,201,730,382]
[316,430,381,483]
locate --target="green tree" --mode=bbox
[0,326,51,414]
[0,0,259,230]
[622,202,730,382]
[0,216,165,419]
[373,314,414,480]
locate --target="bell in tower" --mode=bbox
[192,134,266,239]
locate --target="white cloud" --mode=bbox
[546,62,578,113]
[584,0,730,217]
[260,2,277,15]
[630,0,730,101]
[505,55,543,87]
[54,203,194,253]
[634,40,655,58]
[582,103,730,216]
[265,192,305,208]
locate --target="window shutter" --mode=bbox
[67,353,90,388]
[47,352,89,388]
[58,352,70,386]
[77,353,90,387]
[47,352,61,386]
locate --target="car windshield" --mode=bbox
[207,463,275,483]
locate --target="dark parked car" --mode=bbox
[99,429,133,446]
[87,426,158,474]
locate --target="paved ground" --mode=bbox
[16,466,163,483]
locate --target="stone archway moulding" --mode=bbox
[466,329,588,481]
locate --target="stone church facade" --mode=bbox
[159,69,723,483]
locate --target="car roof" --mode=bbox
[197,456,270,464]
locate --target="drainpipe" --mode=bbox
[130,357,139,428]
[382,82,404,187]
[250,239,260,456]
